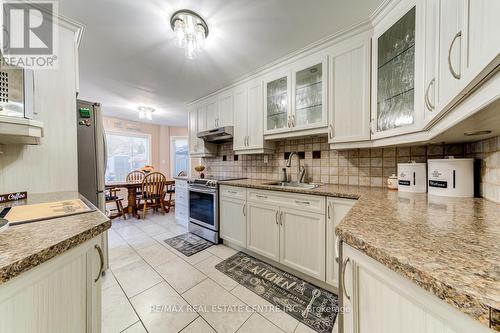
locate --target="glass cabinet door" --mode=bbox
[266,76,288,131]
[294,63,323,127]
[376,7,416,132]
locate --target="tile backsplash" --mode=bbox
[465,136,500,203]
[201,135,500,203]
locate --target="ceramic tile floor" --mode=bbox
[103,212,338,333]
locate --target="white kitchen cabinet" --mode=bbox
[264,54,328,139]
[264,69,291,135]
[341,243,493,333]
[174,179,189,225]
[422,0,439,124]
[246,201,280,262]
[0,237,103,333]
[464,0,500,91]
[435,0,467,113]
[220,186,247,248]
[218,90,234,127]
[188,107,216,157]
[203,98,218,131]
[290,54,328,131]
[280,208,326,280]
[246,189,327,280]
[326,198,355,287]
[328,32,371,144]
[233,79,274,154]
[233,85,248,151]
[371,0,425,139]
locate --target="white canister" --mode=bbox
[397,162,427,193]
[427,158,474,197]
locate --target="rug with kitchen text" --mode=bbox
[164,233,213,256]
[215,252,338,333]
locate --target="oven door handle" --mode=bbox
[188,187,217,195]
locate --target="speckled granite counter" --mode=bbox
[0,191,111,284]
[219,179,500,330]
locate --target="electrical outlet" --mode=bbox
[263,155,269,164]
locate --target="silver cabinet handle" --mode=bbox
[280,211,284,226]
[295,200,310,205]
[291,114,295,127]
[228,190,238,194]
[335,237,340,263]
[342,257,351,300]
[94,245,104,283]
[328,124,334,139]
[424,78,435,111]
[275,210,279,225]
[243,204,246,217]
[246,136,250,147]
[327,202,331,219]
[370,119,375,135]
[256,194,267,199]
[287,115,291,128]
[448,31,462,80]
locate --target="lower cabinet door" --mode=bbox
[87,238,104,333]
[0,237,102,333]
[279,208,326,280]
[342,244,491,333]
[246,201,280,262]
[220,197,247,248]
[326,198,355,287]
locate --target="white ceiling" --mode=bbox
[60,0,384,126]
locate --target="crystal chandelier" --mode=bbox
[170,9,209,60]
[138,106,155,120]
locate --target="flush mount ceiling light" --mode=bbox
[138,106,155,120]
[170,9,209,60]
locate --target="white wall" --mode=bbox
[0,25,79,194]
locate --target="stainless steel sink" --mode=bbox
[264,181,322,189]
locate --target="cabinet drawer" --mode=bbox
[220,185,246,200]
[175,180,188,190]
[175,203,188,221]
[176,190,189,206]
[247,189,325,214]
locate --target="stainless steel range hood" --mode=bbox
[197,126,233,143]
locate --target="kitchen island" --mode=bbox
[0,191,111,333]
[219,179,500,332]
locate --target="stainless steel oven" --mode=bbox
[188,180,219,243]
[187,176,246,243]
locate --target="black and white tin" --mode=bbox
[397,162,427,193]
[427,158,474,197]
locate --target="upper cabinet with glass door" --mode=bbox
[371,2,424,139]
[264,55,328,137]
[292,55,328,130]
[264,72,291,134]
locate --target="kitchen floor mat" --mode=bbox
[164,232,213,256]
[216,252,338,333]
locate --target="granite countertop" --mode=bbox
[0,191,111,285]
[219,179,500,330]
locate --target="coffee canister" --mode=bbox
[427,158,474,197]
[397,162,427,193]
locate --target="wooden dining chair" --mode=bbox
[105,187,125,220]
[126,170,145,183]
[137,172,167,219]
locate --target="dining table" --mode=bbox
[105,178,175,218]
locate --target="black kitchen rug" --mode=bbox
[215,252,338,333]
[164,233,213,257]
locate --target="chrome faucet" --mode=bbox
[286,152,306,183]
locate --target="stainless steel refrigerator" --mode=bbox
[76,99,109,269]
